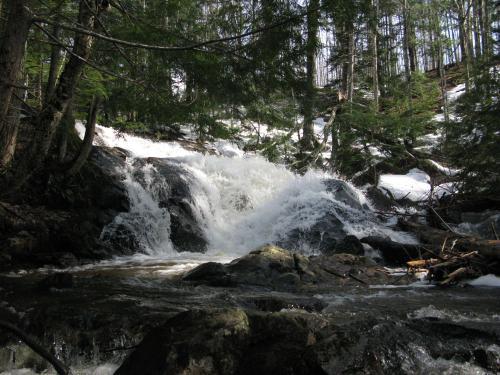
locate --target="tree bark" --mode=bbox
[301,0,319,152]
[45,20,62,104]
[473,0,482,57]
[402,0,413,112]
[456,0,471,90]
[0,0,31,168]
[370,0,379,111]
[480,0,491,57]
[57,99,75,163]
[66,96,99,176]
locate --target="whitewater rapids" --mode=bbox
[77,123,416,258]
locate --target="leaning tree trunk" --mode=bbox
[0,0,31,168]
[11,0,101,190]
[66,97,99,176]
[301,0,319,152]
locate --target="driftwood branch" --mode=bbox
[0,320,71,375]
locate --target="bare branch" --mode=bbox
[32,6,314,53]
[0,319,71,375]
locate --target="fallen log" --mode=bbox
[439,267,478,286]
[399,220,500,285]
[399,220,500,260]
[407,259,439,270]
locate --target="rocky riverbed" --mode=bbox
[1,245,499,375]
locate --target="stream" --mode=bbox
[1,125,499,374]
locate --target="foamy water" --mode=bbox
[77,123,417,258]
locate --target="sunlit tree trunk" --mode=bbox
[301,0,319,151]
[370,0,379,111]
[67,97,100,176]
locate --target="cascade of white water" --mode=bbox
[77,123,417,257]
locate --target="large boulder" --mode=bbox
[115,308,327,375]
[182,245,397,291]
[0,146,132,269]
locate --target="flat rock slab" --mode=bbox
[182,245,405,291]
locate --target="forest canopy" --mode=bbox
[0,0,498,198]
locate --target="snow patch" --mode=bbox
[378,169,431,202]
[427,159,459,176]
[468,274,500,287]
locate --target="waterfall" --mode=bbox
[78,123,417,257]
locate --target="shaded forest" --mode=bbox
[0,0,498,199]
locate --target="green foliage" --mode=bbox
[381,72,440,141]
[331,72,440,177]
[444,68,500,198]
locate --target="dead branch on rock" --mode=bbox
[0,320,71,375]
[401,220,500,286]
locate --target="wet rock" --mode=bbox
[248,296,327,313]
[5,231,37,255]
[117,306,500,375]
[324,179,368,211]
[132,158,207,253]
[0,146,131,269]
[182,262,232,286]
[183,245,396,290]
[331,235,364,256]
[115,308,328,375]
[278,180,374,254]
[278,221,342,254]
[361,236,422,265]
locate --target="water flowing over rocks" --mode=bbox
[2,125,499,375]
[2,247,500,374]
[116,307,500,375]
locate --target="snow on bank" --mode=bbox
[76,122,195,158]
[447,83,467,103]
[378,169,431,201]
[468,274,500,287]
[378,168,456,202]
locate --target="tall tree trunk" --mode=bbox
[480,0,490,57]
[45,21,62,104]
[408,12,418,72]
[347,26,355,102]
[301,0,319,151]
[473,0,482,57]
[370,0,379,111]
[433,1,450,123]
[10,0,102,189]
[66,97,99,176]
[456,0,471,90]
[0,0,31,168]
[402,0,413,112]
[339,21,355,102]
